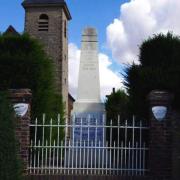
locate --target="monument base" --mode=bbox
[71,102,106,143]
[72,102,105,112]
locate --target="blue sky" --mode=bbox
[1,0,180,98]
[66,0,127,47]
[0,0,127,98]
[0,0,126,70]
[66,0,127,74]
[0,0,126,51]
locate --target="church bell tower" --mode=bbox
[22,0,71,116]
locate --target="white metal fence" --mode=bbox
[29,115,149,176]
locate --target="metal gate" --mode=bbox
[29,115,149,176]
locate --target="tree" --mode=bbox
[105,89,129,143]
[0,33,64,121]
[105,89,129,123]
[0,92,22,180]
[124,33,180,119]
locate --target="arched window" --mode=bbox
[38,14,49,32]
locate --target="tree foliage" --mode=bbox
[0,33,64,121]
[124,33,180,119]
[0,92,22,180]
[105,89,129,123]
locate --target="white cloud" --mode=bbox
[99,53,123,100]
[68,43,123,100]
[107,0,180,64]
[68,43,80,99]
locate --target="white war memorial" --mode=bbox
[71,27,106,144]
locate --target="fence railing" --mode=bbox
[29,115,149,176]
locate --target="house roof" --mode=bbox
[22,0,72,20]
[3,25,19,36]
[68,93,75,102]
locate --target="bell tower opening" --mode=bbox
[38,14,49,32]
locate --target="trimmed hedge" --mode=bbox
[0,92,22,180]
[125,33,180,119]
[0,33,64,121]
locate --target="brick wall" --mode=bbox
[148,90,173,180]
[27,175,151,180]
[9,89,32,175]
[171,111,180,180]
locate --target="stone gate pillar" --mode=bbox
[9,89,32,175]
[148,90,173,180]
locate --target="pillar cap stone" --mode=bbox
[148,90,173,106]
[8,89,32,103]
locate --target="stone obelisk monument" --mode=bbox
[71,27,105,143]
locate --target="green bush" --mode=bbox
[0,92,22,180]
[105,89,129,123]
[105,89,129,143]
[124,33,180,119]
[0,33,64,121]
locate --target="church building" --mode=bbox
[22,0,72,116]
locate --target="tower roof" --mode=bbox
[22,0,71,20]
[22,0,65,4]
